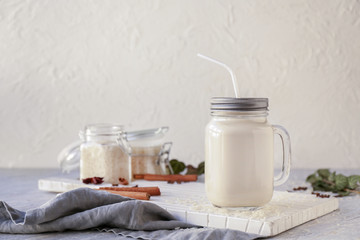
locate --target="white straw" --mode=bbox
[197,53,240,98]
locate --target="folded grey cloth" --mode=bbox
[0,188,259,240]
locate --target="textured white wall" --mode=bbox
[0,0,359,169]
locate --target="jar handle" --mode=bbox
[158,142,174,174]
[272,125,291,186]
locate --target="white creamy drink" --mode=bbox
[205,98,291,207]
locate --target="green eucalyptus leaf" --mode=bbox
[313,185,331,192]
[335,174,348,190]
[312,183,324,191]
[328,172,336,182]
[186,165,198,175]
[306,174,316,183]
[307,169,360,197]
[348,175,360,189]
[313,185,324,191]
[319,181,333,191]
[170,159,186,174]
[337,191,351,197]
[317,169,330,179]
[197,162,205,175]
[306,174,321,184]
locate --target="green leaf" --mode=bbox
[317,169,331,179]
[328,172,336,182]
[186,165,198,175]
[337,191,351,197]
[306,174,321,184]
[306,174,316,183]
[313,181,333,192]
[348,175,360,189]
[169,159,186,174]
[313,184,328,191]
[306,169,360,197]
[197,162,205,175]
[335,174,348,191]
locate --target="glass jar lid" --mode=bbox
[125,126,169,141]
[211,97,268,111]
[81,124,124,137]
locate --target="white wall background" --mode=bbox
[0,0,359,169]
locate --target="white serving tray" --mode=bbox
[38,178,339,237]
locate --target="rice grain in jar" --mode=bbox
[80,124,131,184]
[126,127,173,176]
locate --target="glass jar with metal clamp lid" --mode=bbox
[126,126,173,176]
[79,124,131,184]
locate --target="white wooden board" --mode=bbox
[38,178,339,237]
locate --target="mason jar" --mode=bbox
[205,97,291,207]
[125,127,173,176]
[79,124,131,184]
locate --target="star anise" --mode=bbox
[119,178,129,185]
[82,177,104,184]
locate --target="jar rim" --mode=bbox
[83,123,124,136]
[125,127,169,141]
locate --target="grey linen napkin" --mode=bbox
[0,188,259,240]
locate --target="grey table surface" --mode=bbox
[0,168,359,240]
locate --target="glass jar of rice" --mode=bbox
[79,124,131,184]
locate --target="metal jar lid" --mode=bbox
[211,97,268,111]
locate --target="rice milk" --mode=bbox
[205,98,291,207]
[205,117,274,207]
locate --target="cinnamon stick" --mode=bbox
[142,174,197,182]
[97,189,150,200]
[99,186,161,196]
[133,174,145,179]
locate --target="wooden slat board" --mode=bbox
[38,178,339,237]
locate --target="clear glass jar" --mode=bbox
[58,126,173,177]
[79,124,131,184]
[126,127,173,176]
[205,98,291,207]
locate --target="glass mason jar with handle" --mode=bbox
[205,98,291,207]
